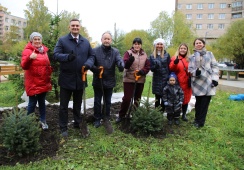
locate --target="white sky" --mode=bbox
[1,0,175,42]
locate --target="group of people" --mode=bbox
[21,18,219,137]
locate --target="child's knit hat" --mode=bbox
[169,72,177,80]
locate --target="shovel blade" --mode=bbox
[80,120,90,138]
[103,119,113,134]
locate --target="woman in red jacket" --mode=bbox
[21,32,52,130]
[169,43,192,122]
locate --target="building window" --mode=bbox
[219,13,225,19]
[178,4,182,9]
[23,22,26,27]
[196,24,202,29]
[18,21,21,26]
[232,13,242,18]
[186,4,192,10]
[5,26,9,31]
[11,19,16,24]
[220,3,226,8]
[218,24,225,29]
[186,14,192,19]
[208,3,214,9]
[207,24,214,29]
[5,18,9,23]
[208,14,214,19]
[197,4,203,9]
[196,14,203,19]
[232,1,242,7]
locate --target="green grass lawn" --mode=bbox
[0,76,244,169]
[0,89,243,169]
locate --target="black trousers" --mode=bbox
[59,87,83,130]
[155,94,165,112]
[93,87,113,120]
[195,96,212,126]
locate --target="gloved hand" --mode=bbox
[118,62,124,72]
[212,80,218,87]
[154,60,160,67]
[92,66,100,74]
[179,102,183,105]
[174,58,179,64]
[164,102,169,106]
[68,51,76,61]
[137,69,145,76]
[128,54,135,63]
[196,68,201,77]
[83,64,90,71]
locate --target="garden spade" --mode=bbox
[99,66,113,134]
[123,70,141,125]
[80,66,89,138]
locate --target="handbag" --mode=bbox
[180,59,191,88]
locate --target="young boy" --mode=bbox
[162,72,184,125]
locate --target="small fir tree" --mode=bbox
[131,82,163,134]
[0,107,41,157]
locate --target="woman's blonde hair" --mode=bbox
[153,44,165,58]
[174,43,191,61]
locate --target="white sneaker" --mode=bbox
[40,121,48,130]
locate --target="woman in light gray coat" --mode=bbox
[188,38,219,128]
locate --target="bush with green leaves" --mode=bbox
[131,98,163,134]
[0,108,41,157]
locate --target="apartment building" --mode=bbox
[175,0,243,43]
[0,10,27,41]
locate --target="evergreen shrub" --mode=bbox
[0,108,41,157]
[131,98,163,134]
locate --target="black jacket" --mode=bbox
[91,45,124,89]
[149,50,170,95]
[162,82,184,112]
[53,33,95,90]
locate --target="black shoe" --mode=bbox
[116,117,122,124]
[168,120,173,125]
[193,123,204,128]
[181,115,188,122]
[94,120,101,128]
[61,128,68,137]
[175,120,180,125]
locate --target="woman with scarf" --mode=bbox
[21,32,52,130]
[188,38,219,128]
[149,38,170,113]
[169,43,192,122]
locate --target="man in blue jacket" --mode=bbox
[91,31,124,134]
[54,18,95,137]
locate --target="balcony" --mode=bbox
[232,6,243,12]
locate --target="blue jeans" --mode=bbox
[93,87,113,120]
[27,92,47,122]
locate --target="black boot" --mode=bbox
[181,113,188,121]
[174,118,180,125]
[181,104,188,122]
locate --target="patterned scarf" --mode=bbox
[193,48,207,69]
[38,46,44,53]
